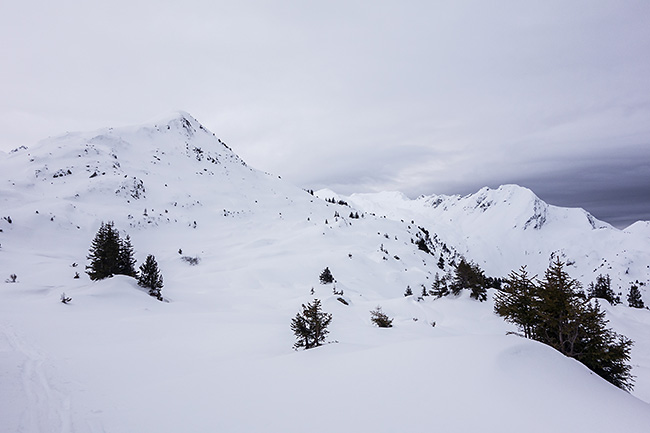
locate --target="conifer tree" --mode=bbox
[431,273,449,298]
[404,285,413,297]
[370,306,393,328]
[494,266,538,338]
[291,299,332,350]
[138,254,164,300]
[535,259,584,356]
[117,235,137,277]
[627,284,645,308]
[87,222,138,281]
[496,259,635,391]
[574,300,634,391]
[587,274,620,305]
[86,221,122,280]
[451,258,487,301]
[416,238,430,254]
[319,267,334,284]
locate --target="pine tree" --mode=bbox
[494,266,538,338]
[60,292,72,304]
[319,267,334,284]
[451,258,487,301]
[496,259,635,391]
[86,221,122,280]
[574,300,634,391]
[291,299,332,350]
[87,222,139,281]
[137,254,164,300]
[587,274,620,305]
[416,238,430,254]
[627,284,645,308]
[404,285,413,297]
[431,273,449,298]
[535,259,584,356]
[370,306,393,328]
[116,235,137,277]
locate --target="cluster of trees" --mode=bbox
[494,260,634,391]
[293,268,401,349]
[586,274,646,309]
[291,301,397,350]
[86,221,137,280]
[426,258,499,302]
[587,274,620,305]
[324,197,349,206]
[86,221,163,301]
[291,259,644,389]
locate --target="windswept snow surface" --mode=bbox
[1,113,650,432]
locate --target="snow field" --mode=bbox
[2,112,650,432]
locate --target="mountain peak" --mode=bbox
[151,111,203,136]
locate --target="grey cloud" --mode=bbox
[2,1,650,227]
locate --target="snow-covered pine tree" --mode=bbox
[137,254,164,301]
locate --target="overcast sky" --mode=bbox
[1,1,649,227]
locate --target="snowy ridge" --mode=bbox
[1,114,650,432]
[345,185,649,290]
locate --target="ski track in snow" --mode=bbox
[1,324,75,433]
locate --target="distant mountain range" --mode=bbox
[323,185,650,289]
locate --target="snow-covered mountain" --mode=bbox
[339,185,650,289]
[1,113,649,432]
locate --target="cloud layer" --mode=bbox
[1,1,649,227]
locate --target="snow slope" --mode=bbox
[1,113,649,432]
